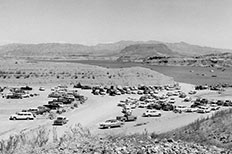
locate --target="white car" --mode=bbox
[138,102,148,108]
[209,104,220,111]
[143,110,161,117]
[99,119,124,129]
[127,103,137,109]
[9,112,35,120]
[39,87,45,91]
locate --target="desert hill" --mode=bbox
[0,41,231,59]
[158,109,232,149]
[0,60,174,86]
[117,43,181,62]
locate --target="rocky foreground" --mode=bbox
[0,124,228,154]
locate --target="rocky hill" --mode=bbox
[158,108,232,150]
[0,41,231,60]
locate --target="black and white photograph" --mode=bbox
[0,0,232,153]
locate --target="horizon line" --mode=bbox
[1,40,231,50]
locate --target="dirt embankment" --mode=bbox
[0,59,174,86]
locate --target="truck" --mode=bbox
[116,114,137,122]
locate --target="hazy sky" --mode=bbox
[0,0,231,48]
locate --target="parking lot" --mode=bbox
[0,82,231,140]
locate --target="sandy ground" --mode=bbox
[0,59,174,86]
[0,82,230,141]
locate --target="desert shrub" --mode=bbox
[0,126,50,154]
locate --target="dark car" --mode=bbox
[20,86,33,91]
[44,104,61,110]
[36,106,51,115]
[116,115,137,122]
[6,93,22,99]
[53,116,68,125]
[147,103,162,110]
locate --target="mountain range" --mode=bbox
[0,41,231,59]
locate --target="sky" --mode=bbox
[0,0,231,48]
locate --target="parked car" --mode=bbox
[196,109,208,114]
[189,90,197,95]
[27,108,39,115]
[53,116,69,125]
[116,114,137,122]
[142,110,161,117]
[20,86,33,91]
[216,100,224,106]
[36,106,51,115]
[166,92,173,96]
[223,100,232,106]
[210,104,220,111]
[39,87,45,91]
[183,97,192,102]
[122,107,132,115]
[9,112,35,120]
[138,102,148,108]
[179,93,187,98]
[6,93,22,99]
[168,98,175,104]
[117,101,127,107]
[173,108,182,113]
[184,108,197,113]
[128,103,137,109]
[99,119,124,129]
[147,103,162,110]
[196,106,211,113]
[21,93,30,98]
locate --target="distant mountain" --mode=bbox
[0,43,94,58]
[166,42,232,56]
[118,44,180,62]
[0,41,231,59]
